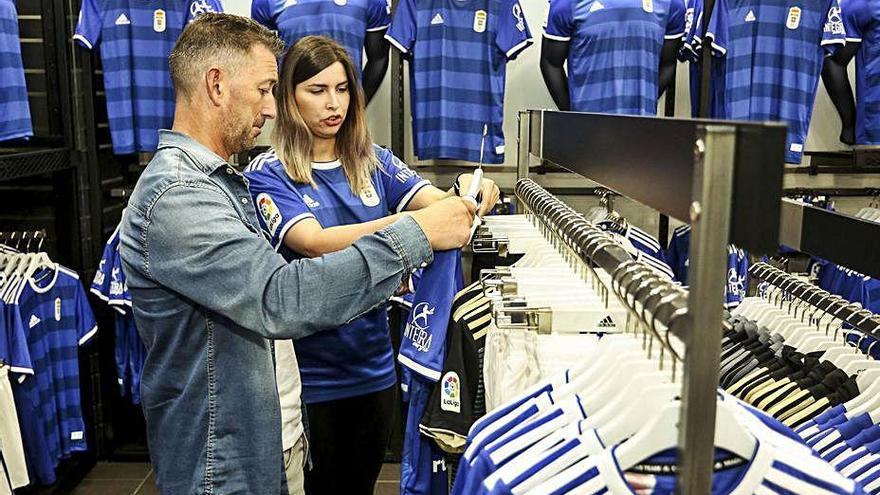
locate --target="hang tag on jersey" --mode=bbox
[154,9,167,32]
[786,7,801,29]
[360,183,380,207]
[474,10,487,33]
[55,298,62,321]
[642,0,654,13]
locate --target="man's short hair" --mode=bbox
[169,13,284,97]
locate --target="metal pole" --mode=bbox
[677,125,736,494]
[517,111,531,182]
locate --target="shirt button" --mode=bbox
[241,198,248,204]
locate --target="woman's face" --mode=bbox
[294,61,351,140]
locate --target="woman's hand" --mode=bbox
[457,173,501,216]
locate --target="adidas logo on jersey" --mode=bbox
[597,316,616,328]
[115,13,131,25]
[29,314,40,328]
[744,10,756,22]
[589,2,605,12]
[303,194,320,208]
[431,13,444,24]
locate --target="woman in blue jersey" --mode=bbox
[245,36,499,495]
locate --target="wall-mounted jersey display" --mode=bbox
[73,0,223,154]
[703,0,845,163]
[840,0,880,144]
[251,0,391,71]
[543,0,685,114]
[0,0,32,143]
[385,0,533,163]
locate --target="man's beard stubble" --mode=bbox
[221,106,258,156]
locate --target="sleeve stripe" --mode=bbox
[90,287,110,302]
[821,38,846,46]
[396,180,432,213]
[272,213,316,252]
[73,34,93,49]
[665,31,685,39]
[367,24,390,32]
[9,366,34,375]
[79,325,98,346]
[385,34,409,54]
[846,37,863,42]
[506,38,534,59]
[542,32,571,41]
[397,353,442,381]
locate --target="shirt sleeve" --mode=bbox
[497,0,534,59]
[385,0,417,53]
[841,0,869,41]
[90,243,114,302]
[666,0,687,38]
[73,0,102,49]
[244,164,316,251]
[74,281,99,346]
[376,147,431,213]
[543,0,573,41]
[367,0,392,31]
[3,303,34,376]
[704,0,728,56]
[251,0,278,30]
[822,0,847,51]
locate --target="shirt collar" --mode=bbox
[157,129,231,175]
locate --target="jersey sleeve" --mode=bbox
[367,0,392,31]
[244,163,316,250]
[90,243,115,302]
[543,0,574,41]
[822,0,847,52]
[841,0,869,41]
[186,0,224,24]
[376,147,431,213]
[3,303,34,377]
[108,250,131,313]
[75,283,99,346]
[497,0,534,59]
[73,0,102,49]
[704,0,728,56]
[251,0,278,30]
[666,0,687,39]
[385,0,417,53]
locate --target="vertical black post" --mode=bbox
[698,0,715,118]
[389,0,405,158]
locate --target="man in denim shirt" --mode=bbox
[118,14,475,495]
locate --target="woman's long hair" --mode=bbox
[273,35,377,194]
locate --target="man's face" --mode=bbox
[293,61,351,141]
[221,45,278,155]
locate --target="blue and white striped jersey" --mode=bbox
[841,0,880,144]
[0,0,32,142]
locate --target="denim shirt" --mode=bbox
[119,130,433,494]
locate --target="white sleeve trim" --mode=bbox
[367,24,390,32]
[79,325,98,346]
[73,34,94,49]
[821,38,846,46]
[385,34,409,53]
[9,366,34,375]
[846,37,863,42]
[108,299,132,308]
[665,31,686,39]
[543,32,571,41]
[90,287,110,302]
[272,213,316,252]
[506,38,533,58]
[397,353,441,381]
[395,180,432,213]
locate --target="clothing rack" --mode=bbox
[748,262,880,336]
[516,109,787,493]
[0,229,48,252]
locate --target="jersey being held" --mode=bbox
[0,0,33,142]
[386,0,532,163]
[73,0,222,154]
[244,145,430,402]
[543,0,686,114]
[252,0,391,72]
[706,0,845,163]
[841,0,880,144]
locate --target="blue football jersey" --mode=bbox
[252,0,391,72]
[841,0,880,144]
[402,374,449,495]
[386,0,532,162]
[725,246,749,308]
[0,0,33,142]
[74,0,222,154]
[244,146,430,403]
[683,0,729,117]
[1,300,32,376]
[543,0,686,114]
[399,249,464,381]
[706,0,846,163]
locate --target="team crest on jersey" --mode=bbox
[359,183,381,207]
[404,302,435,353]
[642,0,654,13]
[256,193,283,236]
[786,6,801,29]
[153,9,167,32]
[474,10,488,33]
[55,298,62,321]
[441,371,461,413]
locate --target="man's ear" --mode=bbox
[205,67,224,107]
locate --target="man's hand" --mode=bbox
[458,174,501,216]
[408,197,477,250]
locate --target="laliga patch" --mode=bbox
[55,298,62,321]
[786,6,801,29]
[153,9,166,32]
[256,193,283,236]
[642,0,654,13]
[441,371,461,413]
[474,10,487,33]
[359,183,381,207]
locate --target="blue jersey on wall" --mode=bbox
[245,145,430,402]
[841,0,880,144]
[74,0,222,154]
[252,0,391,72]
[706,0,845,163]
[0,0,32,142]
[543,0,686,114]
[386,0,532,163]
